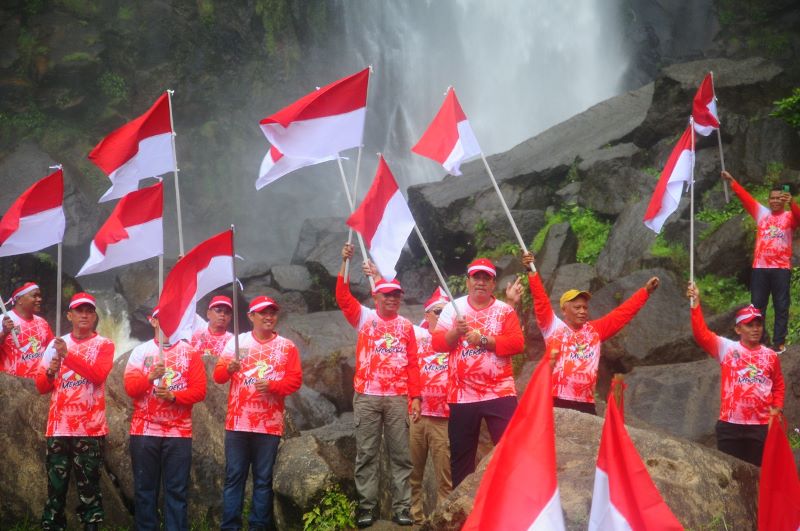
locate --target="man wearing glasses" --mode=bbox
[191,295,234,359]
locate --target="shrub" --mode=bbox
[302,484,357,531]
[771,88,800,130]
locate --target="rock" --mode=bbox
[695,214,752,281]
[472,209,546,252]
[578,147,652,217]
[595,199,657,281]
[738,116,800,182]
[535,222,578,281]
[114,261,161,340]
[397,265,440,305]
[271,264,313,292]
[547,263,598,299]
[285,385,338,431]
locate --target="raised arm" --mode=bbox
[723,171,764,221]
[686,282,722,359]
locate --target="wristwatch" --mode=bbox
[479,335,488,347]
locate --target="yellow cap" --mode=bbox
[559,289,591,308]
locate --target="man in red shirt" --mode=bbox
[337,243,421,528]
[35,292,114,531]
[213,296,302,531]
[1,281,54,378]
[687,282,784,465]
[722,171,800,353]
[522,252,659,415]
[431,258,524,488]
[191,295,234,359]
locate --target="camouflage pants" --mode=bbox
[42,436,104,530]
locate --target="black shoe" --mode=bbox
[392,509,413,526]
[356,508,375,528]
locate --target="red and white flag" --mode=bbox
[76,182,163,276]
[346,156,415,280]
[757,418,800,531]
[692,73,720,137]
[0,169,65,258]
[412,87,481,176]
[89,92,176,202]
[157,229,233,345]
[643,124,694,234]
[259,68,369,159]
[256,145,333,190]
[463,357,565,531]
[588,388,683,531]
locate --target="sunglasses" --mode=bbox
[428,308,443,315]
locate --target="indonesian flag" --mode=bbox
[346,156,415,280]
[76,182,163,276]
[643,124,694,234]
[692,73,720,137]
[89,92,177,202]
[256,145,333,190]
[0,169,65,258]
[411,87,481,176]
[157,229,233,345]
[588,389,683,531]
[259,68,369,159]
[757,418,800,531]
[463,357,565,531]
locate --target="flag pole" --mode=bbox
[337,156,375,291]
[689,118,696,307]
[412,225,462,319]
[710,72,730,203]
[231,225,241,361]
[55,242,62,336]
[166,89,185,256]
[478,152,536,273]
[158,255,165,363]
[0,295,20,348]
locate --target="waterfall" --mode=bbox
[93,290,142,359]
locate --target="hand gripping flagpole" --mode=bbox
[337,156,376,292]
[166,90,185,256]
[0,294,20,348]
[710,72,730,204]
[231,225,241,361]
[689,118,696,308]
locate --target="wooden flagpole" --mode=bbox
[337,156,375,291]
[231,225,241,361]
[166,89,185,256]
[710,72,730,203]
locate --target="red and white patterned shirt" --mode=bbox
[35,333,114,437]
[336,276,421,398]
[529,273,649,404]
[124,340,206,437]
[0,310,54,379]
[213,332,302,436]
[691,305,785,424]
[732,180,800,269]
[432,296,523,404]
[413,325,449,418]
[191,326,233,358]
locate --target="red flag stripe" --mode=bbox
[0,169,63,245]
[411,88,468,164]
[94,182,163,254]
[691,73,719,131]
[346,156,401,246]
[643,125,693,222]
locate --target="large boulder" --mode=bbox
[695,214,752,281]
[595,199,657,281]
[535,222,578,281]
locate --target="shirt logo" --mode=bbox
[567,342,592,361]
[256,360,273,379]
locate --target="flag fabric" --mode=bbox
[0,169,65,258]
[411,87,481,176]
[757,418,800,531]
[462,357,565,531]
[76,182,163,276]
[346,156,415,280]
[259,68,369,159]
[157,230,233,345]
[643,124,694,234]
[256,145,333,190]
[588,388,683,531]
[89,92,176,202]
[692,73,720,137]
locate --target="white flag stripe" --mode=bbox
[588,468,634,531]
[443,120,481,176]
[256,151,333,190]
[76,218,163,276]
[527,488,567,531]
[99,132,175,202]
[643,149,693,234]
[260,107,366,159]
[693,99,718,137]
[368,190,415,280]
[0,207,65,258]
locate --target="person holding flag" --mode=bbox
[721,170,800,354]
[191,295,234,359]
[123,307,206,531]
[34,292,114,531]
[686,282,785,466]
[337,243,421,528]
[521,252,659,415]
[0,282,54,379]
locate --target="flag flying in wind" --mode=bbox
[588,387,683,531]
[0,169,65,258]
[256,145,333,190]
[89,92,176,202]
[692,73,720,137]
[157,229,233,344]
[76,182,163,276]
[757,418,800,531]
[259,68,369,159]
[412,87,481,176]
[346,156,415,280]
[462,357,565,531]
[643,124,694,234]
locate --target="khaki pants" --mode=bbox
[409,415,451,523]
[353,393,412,513]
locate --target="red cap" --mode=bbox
[735,304,763,325]
[12,282,39,301]
[68,292,96,309]
[209,295,232,309]
[424,286,450,311]
[467,258,496,277]
[372,278,404,294]
[249,296,279,313]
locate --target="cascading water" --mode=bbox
[93,290,141,359]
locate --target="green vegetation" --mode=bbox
[642,166,661,178]
[532,204,611,265]
[302,484,357,531]
[695,274,750,314]
[117,5,134,21]
[789,427,800,450]
[771,88,800,130]
[446,274,467,298]
[687,512,730,531]
[99,71,129,103]
[649,234,689,271]
[62,51,94,63]
[785,267,800,346]
[198,0,215,27]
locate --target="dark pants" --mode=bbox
[448,396,517,488]
[751,268,791,346]
[129,435,192,531]
[716,420,768,466]
[221,430,281,531]
[553,397,597,415]
[42,436,104,531]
